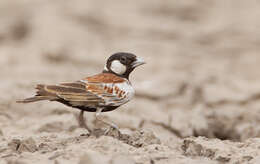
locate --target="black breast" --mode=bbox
[57,99,119,112]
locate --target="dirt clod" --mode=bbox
[8,138,37,153]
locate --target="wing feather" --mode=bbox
[43,82,105,107]
[18,73,130,109]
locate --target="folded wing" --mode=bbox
[17,73,129,109]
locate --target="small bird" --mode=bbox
[17,52,145,133]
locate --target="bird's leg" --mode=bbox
[78,110,91,132]
[95,108,120,135]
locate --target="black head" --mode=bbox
[103,52,146,79]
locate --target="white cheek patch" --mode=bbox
[110,60,126,75]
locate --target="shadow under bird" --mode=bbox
[17,52,146,133]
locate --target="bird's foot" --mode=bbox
[104,124,121,138]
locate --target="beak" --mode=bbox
[132,57,146,68]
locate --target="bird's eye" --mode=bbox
[120,56,127,63]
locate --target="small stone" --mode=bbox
[8,139,21,151]
[125,130,161,147]
[216,156,230,163]
[182,139,203,156]
[38,143,57,153]
[242,156,253,161]
[17,137,38,153]
[8,138,37,153]
[72,127,90,136]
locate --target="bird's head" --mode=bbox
[103,52,146,79]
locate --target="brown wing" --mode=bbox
[44,81,105,107]
[84,73,125,83]
[17,73,127,108]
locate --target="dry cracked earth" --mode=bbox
[1,0,260,164]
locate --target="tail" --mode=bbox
[16,96,50,103]
[17,84,57,103]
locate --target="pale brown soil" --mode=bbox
[1,0,260,163]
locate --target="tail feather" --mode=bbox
[16,96,52,103]
[17,84,58,103]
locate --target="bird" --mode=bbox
[17,52,146,133]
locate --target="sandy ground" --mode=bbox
[1,0,260,163]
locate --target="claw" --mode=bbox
[104,126,121,137]
[94,108,121,137]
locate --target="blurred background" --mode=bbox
[1,0,260,163]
